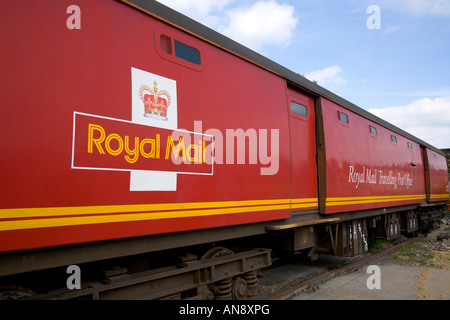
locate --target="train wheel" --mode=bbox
[200,246,233,260]
[201,247,261,300]
[232,277,247,300]
[201,247,233,300]
[202,247,250,300]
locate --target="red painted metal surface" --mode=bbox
[425,149,449,202]
[0,0,296,252]
[0,0,448,256]
[321,98,427,214]
[287,88,318,209]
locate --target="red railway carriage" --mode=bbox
[0,0,305,253]
[320,98,426,214]
[425,149,450,202]
[0,0,448,299]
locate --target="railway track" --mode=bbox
[12,233,431,300]
[263,235,424,300]
[20,248,270,300]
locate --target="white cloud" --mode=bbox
[368,95,450,148]
[305,65,347,87]
[383,25,401,35]
[157,0,298,52]
[389,0,450,16]
[156,0,234,26]
[220,1,298,52]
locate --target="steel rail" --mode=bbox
[266,235,424,300]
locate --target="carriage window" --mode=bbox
[407,142,413,150]
[433,153,437,159]
[337,111,349,124]
[174,40,201,65]
[391,135,397,143]
[160,34,172,54]
[369,125,377,136]
[157,32,204,70]
[290,101,308,117]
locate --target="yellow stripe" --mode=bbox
[327,195,425,201]
[0,198,319,220]
[0,204,293,231]
[430,194,450,199]
[0,199,294,220]
[291,198,318,209]
[291,203,318,209]
[0,205,289,231]
[0,198,317,231]
[326,194,426,206]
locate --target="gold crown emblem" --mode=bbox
[140,81,171,121]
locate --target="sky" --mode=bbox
[156,0,450,149]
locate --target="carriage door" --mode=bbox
[287,87,318,213]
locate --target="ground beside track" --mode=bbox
[256,254,359,299]
[292,218,450,300]
[257,214,450,300]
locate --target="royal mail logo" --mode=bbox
[72,112,212,172]
[72,68,213,191]
[140,81,171,121]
